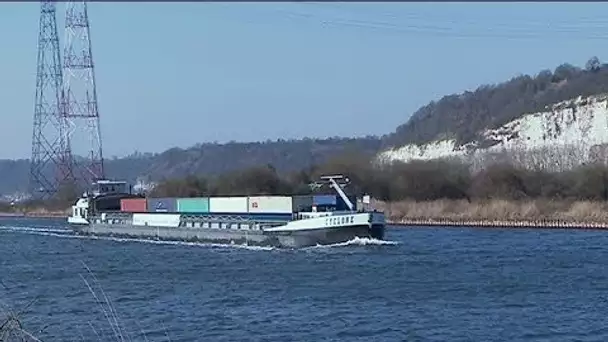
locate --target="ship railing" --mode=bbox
[180,213,289,223]
[90,211,133,225]
[91,212,292,229]
[179,213,290,230]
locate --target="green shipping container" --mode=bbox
[177,197,210,213]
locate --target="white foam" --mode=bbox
[306,236,400,249]
[0,226,72,234]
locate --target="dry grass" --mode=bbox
[0,299,41,342]
[374,198,608,224]
[23,209,69,218]
[0,207,71,218]
[26,208,69,215]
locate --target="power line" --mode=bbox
[202,3,608,40]
[296,2,608,27]
[275,8,608,41]
[230,3,608,41]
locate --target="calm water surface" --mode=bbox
[1,217,608,341]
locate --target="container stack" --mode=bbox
[118,194,357,214]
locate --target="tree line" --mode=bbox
[149,152,608,202]
[0,137,383,195]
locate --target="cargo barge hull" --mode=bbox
[71,221,384,248]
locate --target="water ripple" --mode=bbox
[1,218,608,341]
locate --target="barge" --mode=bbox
[67,175,385,248]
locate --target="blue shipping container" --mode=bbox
[313,194,337,206]
[147,197,177,213]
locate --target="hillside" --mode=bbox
[385,57,608,148]
[0,136,383,196]
[380,57,608,170]
[4,58,608,197]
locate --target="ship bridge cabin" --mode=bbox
[69,180,137,221]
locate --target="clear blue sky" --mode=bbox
[1,2,608,159]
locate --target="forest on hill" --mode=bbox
[385,56,608,148]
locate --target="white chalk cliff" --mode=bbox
[378,94,608,171]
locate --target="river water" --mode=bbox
[1,217,608,341]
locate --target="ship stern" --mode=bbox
[368,211,386,240]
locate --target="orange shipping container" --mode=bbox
[120,198,147,212]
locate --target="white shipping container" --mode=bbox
[209,197,249,213]
[248,196,293,213]
[132,213,181,227]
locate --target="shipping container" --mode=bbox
[209,197,248,213]
[313,194,337,206]
[292,195,313,212]
[132,213,181,227]
[94,196,121,212]
[177,197,210,213]
[121,198,147,212]
[248,196,293,214]
[147,197,177,213]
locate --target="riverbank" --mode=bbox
[390,218,608,230]
[376,199,608,229]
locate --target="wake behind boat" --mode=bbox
[67,175,385,248]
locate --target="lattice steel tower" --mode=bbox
[30,1,72,198]
[62,0,105,187]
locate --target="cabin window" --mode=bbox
[74,208,78,217]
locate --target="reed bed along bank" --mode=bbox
[375,199,608,229]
